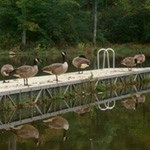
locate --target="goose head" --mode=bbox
[61,51,67,63]
[34,58,40,65]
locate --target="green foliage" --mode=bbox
[0,0,150,50]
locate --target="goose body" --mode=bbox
[43,116,69,141]
[72,55,90,73]
[122,98,137,110]
[43,116,69,130]
[135,94,145,103]
[10,58,40,85]
[134,52,145,66]
[74,107,90,115]
[1,64,14,82]
[42,52,68,82]
[121,57,136,71]
[10,124,40,145]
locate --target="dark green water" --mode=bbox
[0,52,150,150]
[0,91,150,150]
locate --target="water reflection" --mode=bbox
[136,93,145,103]
[43,116,69,141]
[122,93,146,110]
[0,83,150,149]
[74,106,90,115]
[10,124,40,146]
[122,97,137,110]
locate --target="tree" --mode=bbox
[93,0,97,45]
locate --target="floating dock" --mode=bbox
[0,67,150,129]
[0,82,149,129]
[0,68,150,97]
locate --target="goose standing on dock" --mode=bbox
[10,58,40,86]
[10,124,40,146]
[42,51,68,82]
[134,52,145,67]
[121,57,137,71]
[1,64,14,83]
[43,116,69,141]
[72,55,90,73]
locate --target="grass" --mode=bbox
[1,43,150,56]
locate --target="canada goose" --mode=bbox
[135,94,145,103]
[122,98,137,110]
[72,55,90,73]
[121,57,137,71]
[43,116,69,141]
[10,124,40,146]
[10,58,40,86]
[42,51,68,82]
[1,64,14,83]
[134,52,145,67]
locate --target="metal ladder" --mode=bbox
[97,48,115,69]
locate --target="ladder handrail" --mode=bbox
[97,48,115,69]
[97,100,116,111]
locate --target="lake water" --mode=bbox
[0,52,150,150]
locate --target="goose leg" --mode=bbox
[78,70,82,74]
[26,78,29,86]
[63,129,67,141]
[3,80,6,83]
[23,78,25,85]
[3,76,8,83]
[56,75,58,82]
[128,67,132,71]
[24,78,28,86]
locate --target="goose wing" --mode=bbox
[13,65,37,78]
[42,63,64,74]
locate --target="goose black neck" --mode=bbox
[79,55,86,58]
[34,59,38,65]
[62,54,66,63]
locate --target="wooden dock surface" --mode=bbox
[0,68,150,94]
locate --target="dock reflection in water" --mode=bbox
[0,83,150,149]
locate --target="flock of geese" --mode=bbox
[0,51,145,86]
[1,51,90,85]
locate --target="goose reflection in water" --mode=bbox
[122,98,137,110]
[122,94,146,110]
[43,116,69,141]
[10,124,40,146]
[74,107,90,115]
[135,94,146,103]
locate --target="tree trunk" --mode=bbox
[22,28,26,45]
[93,0,97,45]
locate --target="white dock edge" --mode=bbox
[0,68,150,95]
